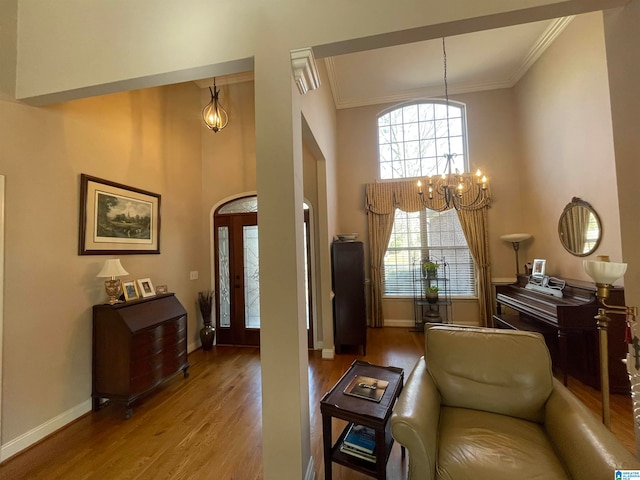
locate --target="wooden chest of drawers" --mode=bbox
[92,293,189,418]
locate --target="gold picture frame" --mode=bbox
[122,280,139,301]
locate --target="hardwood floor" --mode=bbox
[0,327,634,479]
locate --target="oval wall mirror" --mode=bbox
[558,197,602,257]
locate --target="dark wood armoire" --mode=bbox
[331,241,367,354]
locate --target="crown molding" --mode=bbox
[326,16,573,110]
[331,79,513,110]
[509,16,574,84]
[291,48,321,95]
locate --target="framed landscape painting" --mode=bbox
[79,174,161,255]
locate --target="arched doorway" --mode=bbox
[213,195,313,347]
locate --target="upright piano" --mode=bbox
[494,274,629,393]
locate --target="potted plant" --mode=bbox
[197,290,215,350]
[425,285,439,304]
[422,260,439,279]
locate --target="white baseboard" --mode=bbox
[305,455,315,480]
[321,347,335,359]
[0,399,92,462]
[383,318,414,328]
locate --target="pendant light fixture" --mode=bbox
[202,78,229,132]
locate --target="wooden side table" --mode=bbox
[320,360,404,480]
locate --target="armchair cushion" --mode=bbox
[426,325,552,422]
[391,325,640,480]
[438,407,569,479]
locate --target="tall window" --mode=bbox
[378,101,467,179]
[378,101,476,297]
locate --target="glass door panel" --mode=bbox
[214,196,313,348]
[218,226,231,328]
[243,225,260,329]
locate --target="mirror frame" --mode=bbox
[558,197,602,257]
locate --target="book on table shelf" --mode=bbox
[343,375,389,402]
[343,423,376,454]
[339,442,376,463]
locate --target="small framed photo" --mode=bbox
[122,280,139,301]
[532,259,546,277]
[137,278,156,298]
[155,284,168,294]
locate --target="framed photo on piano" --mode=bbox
[532,259,546,277]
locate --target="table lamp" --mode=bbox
[97,259,129,304]
[500,233,532,275]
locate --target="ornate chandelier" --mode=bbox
[417,38,490,211]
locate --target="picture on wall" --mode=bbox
[79,174,161,255]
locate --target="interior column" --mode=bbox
[604,0,640,456]
[255,47,313,479]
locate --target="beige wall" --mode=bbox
[0,83,205,448]
[13,0,584,103]
[604,0,640,349]
[0,0,16,101]
[199,70,338,349]
[299,61,340,352]
[513,12,622,280]
[2,1,637,477]
[335,88,521,325]
[201,79,257,294]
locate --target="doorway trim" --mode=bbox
[0,176,5,452]
[209,192,319,348]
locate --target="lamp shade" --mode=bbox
[97,259,129,278]
[583,260,627,285]
[500,233,532,243]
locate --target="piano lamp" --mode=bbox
[583,257,637,431]
[97,259,129,304]
[500,233,532,275]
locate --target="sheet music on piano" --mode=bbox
[524,275,566,298]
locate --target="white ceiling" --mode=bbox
[325,17,572,109]
[196,16,573,111]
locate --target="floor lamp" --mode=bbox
[584,258,638,446]
[500,233,532,276]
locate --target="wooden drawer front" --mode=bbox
[132,318,186,356]
[130,348,187,394]
[131,338,187,391]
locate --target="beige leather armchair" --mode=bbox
[390,325,640,480]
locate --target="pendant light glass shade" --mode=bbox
[202,79,229,132]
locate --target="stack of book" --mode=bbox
[339,423,376,463]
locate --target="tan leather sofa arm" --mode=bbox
[390,357,440,480]
[545,378,640,477]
